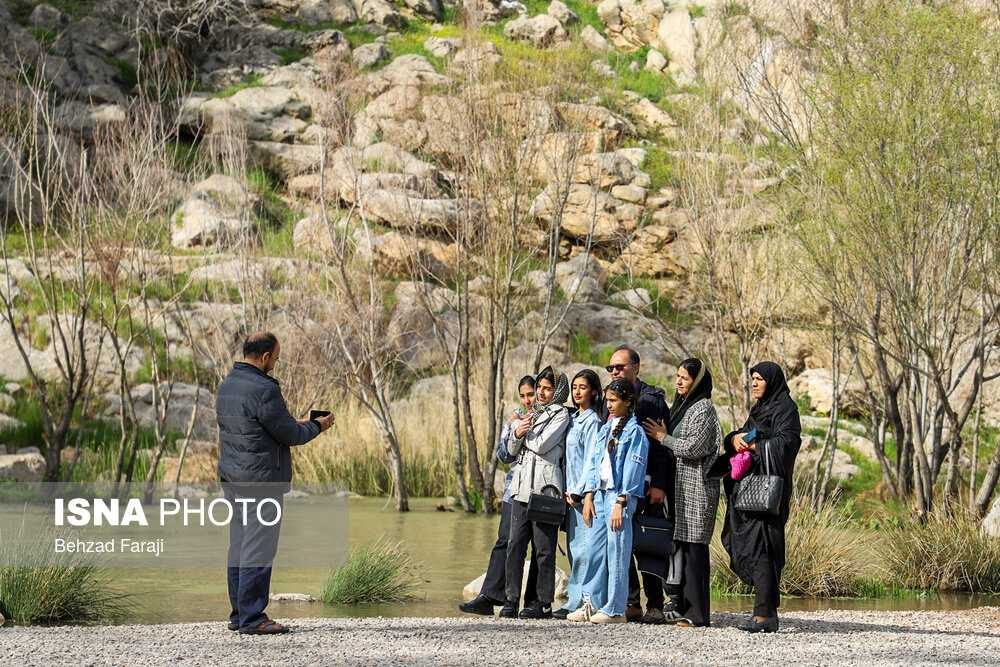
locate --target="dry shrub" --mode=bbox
[880,505,1000,594]
[711,495,871,597]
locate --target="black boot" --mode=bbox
[459,594,500,616]
[518,602,553,620]
[498,600,519,618]
[738,616,779,633]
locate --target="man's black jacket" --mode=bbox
[216,362,320,489]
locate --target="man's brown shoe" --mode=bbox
[240,620,290,635]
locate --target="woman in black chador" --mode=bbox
[721,361,801,634]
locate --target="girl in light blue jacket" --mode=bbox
[554,369,604,620]
[569,378,649,624]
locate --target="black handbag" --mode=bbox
[632,504,674,557]
[524,452,567,526]
[732,440,784,515]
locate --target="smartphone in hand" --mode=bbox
[310,410,331,421]
[742,427,758,443]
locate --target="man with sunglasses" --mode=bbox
[604,346,673,624]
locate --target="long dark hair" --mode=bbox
[605,378,636,446]
[572,369,604,417]
[518,375,536,391]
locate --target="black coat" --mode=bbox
[721,367,801,586]
[216,362,320,488]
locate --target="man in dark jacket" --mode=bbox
[217,332,334,635]
[604,346,673,623]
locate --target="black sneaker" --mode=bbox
[227,621,239,632]
[552,607,571,620]
[518,603,553,620]
[738,616,779,633]
[459,594,501,616]
[498,601,519,618]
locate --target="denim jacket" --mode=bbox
[581,414,649,500]
[565,408,601,496]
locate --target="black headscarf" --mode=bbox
[667,357,713,434]
[748,361,794,437]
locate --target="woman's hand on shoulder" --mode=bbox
[642,418,667,443]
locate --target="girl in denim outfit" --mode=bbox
[569,379,650,624]
[553,370,604,620]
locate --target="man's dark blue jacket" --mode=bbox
[216,362,320,489]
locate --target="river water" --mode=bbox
[1,495,996,624]
[104,497,997,624]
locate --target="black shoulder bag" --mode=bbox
[732,440,784,515]
[632,502,674,558]
[525,450,567,525]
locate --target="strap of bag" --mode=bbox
[529,446,537,494]
[761,439,772,476]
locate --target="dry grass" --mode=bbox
[880,505,1000,594]
[711,495,874,598]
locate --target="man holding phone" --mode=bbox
[216,332,335,635]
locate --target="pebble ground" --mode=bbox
[1,608,998,666]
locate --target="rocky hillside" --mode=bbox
[1,0,998,500]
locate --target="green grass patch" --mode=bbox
[248,166,299,255]
[213,73,264,99]
[275,46,308,66]
[605,274,692,327]
[30,26,57,45]
[320,539,422,604]
[569,333,617,367]
[0,529,131,624]
[167,139,203,174]
[109,58,138,89]
[639,145,676,191]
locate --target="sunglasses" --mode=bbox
[605,363,629,373]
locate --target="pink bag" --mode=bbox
[730,451,753,481]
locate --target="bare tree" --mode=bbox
[0,66,103,481]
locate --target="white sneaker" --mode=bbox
[567,601,593,622]
[590,611,626,624]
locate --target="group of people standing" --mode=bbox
[459,347,802,633]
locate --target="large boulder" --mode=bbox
[504,14,569,48]
[797,436,860,481]
[352,0,405,27]
[580,25,611,53]
[463,564,568,602]
[227,86,311,122]
[364,190,476,233]
[170,175,261,249]
[248,141,323,179]
[103,383,217,441]
[531,183,640,244]
[787,368,867,418]
[0,452,46,482]
[657,8,697,85]
[616,221,690,278]
[597,0,665,50]
[555,102,628,146]
[356,230,458,278]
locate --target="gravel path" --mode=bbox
[1,608,998,666]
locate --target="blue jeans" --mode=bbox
[578,490,636,616]
[561,504,590,611]
[225,485,283,629]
